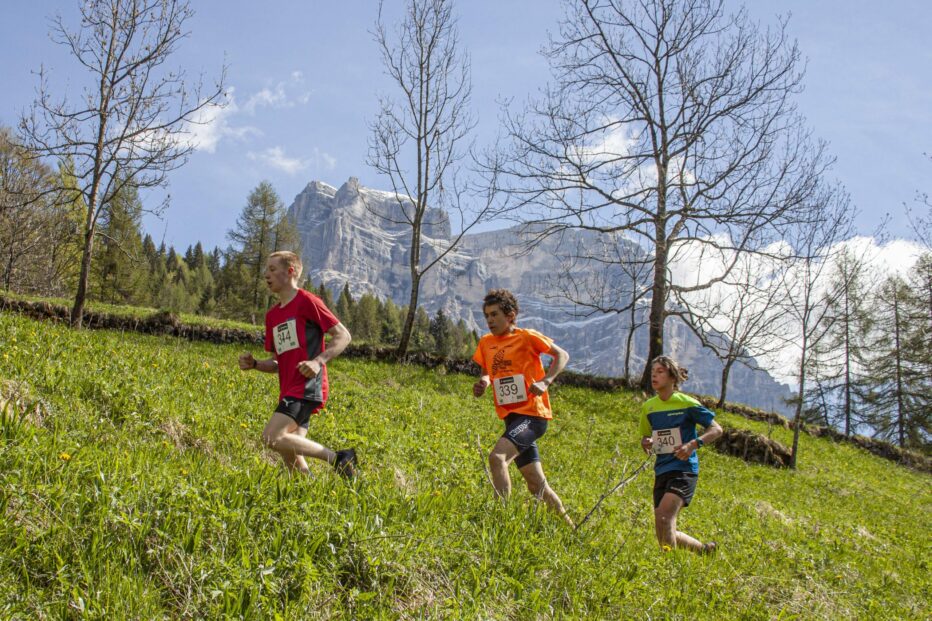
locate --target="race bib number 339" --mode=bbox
[493,374,528,406]
[273,319,300,354]
[652,427,682,455]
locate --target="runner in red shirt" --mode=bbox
[238,251,357,477]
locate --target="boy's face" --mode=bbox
[651,363,674,392]
[483,303,515,336]
[264,257,294,294]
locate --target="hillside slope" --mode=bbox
[0,312,928,619]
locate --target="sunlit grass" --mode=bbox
[0,311,929,619]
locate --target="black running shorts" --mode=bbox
[274,397,323,429]
[653,470,699,508]
[502,413,549,468]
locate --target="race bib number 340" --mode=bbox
[493,374,528,406]
[652,427,683,455]
[273,319,300,354]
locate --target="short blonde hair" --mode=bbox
[651,355,689,390]
[269,251,303,280]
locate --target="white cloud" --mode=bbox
[247,146,337,176]
[668,234,927,385]
[247,147,309,175]
[243,71,311,115]
[187,87,261,153]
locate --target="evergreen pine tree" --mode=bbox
[354,293,381,343]
[91,181,146,305]
[380,298,402,345]
[316,282,335,310]
[226,181,300,321]
[335,284,356,333]
[429,308,455,357]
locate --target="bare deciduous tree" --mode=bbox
[0,127,82,295]
[780,184,854,468]
[548,232,652,381]
[806,245,875,436]
[673,248,791,408]
[369,0,493,357]
[489,0,831,390]
[19,0,226,327]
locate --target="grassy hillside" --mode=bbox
[0,311,929,619]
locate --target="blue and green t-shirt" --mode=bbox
[639,392,715,475]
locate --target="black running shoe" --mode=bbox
[333,448,357,478]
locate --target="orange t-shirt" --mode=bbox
[472,328,555,419]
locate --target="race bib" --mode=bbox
[493,374,528,406]
[652,427,682,455]
[273,319,300,354]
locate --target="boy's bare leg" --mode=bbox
[279,426,311,475]
[518,461,575,527]
[262,413,335,465]
[654,493,703,552]
[488,437,520,499]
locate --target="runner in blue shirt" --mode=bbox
[640,355,723,554]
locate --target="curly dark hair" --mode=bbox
[483,288,519,317]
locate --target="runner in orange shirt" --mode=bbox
[472,289,574,526]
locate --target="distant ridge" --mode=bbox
[287,177,795,415]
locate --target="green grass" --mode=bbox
[0,310,929,619]
[0,290,260,332]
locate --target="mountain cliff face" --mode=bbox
[288,178,793,414]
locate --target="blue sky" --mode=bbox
[2,1,929,251]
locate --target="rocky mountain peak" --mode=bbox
[287,178,794,414]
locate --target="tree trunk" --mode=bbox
[396,272,421,358]
[396,218,423,358]
[71,226,96,328]
[640,222,667,390]
[790,334,808,470]
[843,287,852,437]
[892,294,905,447]
[717,359,734,409]
[624,301,637,382]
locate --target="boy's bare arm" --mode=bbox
[673,420,724,460]
[530,343,569,395]
[319,322,352,363]
[473,374,491,397]
[297,322,352,379]
[238,352,278,373]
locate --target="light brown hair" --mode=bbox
[651,355,689,390]
[269,251,303,280]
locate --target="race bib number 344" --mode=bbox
[652,427,683,455]
[493,374,528,406]
[273,319,300,354]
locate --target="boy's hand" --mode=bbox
[529,379,551,396]
[238,353,256,370]
[297,358,322,379]
[473,377,490,397]
[673,440,697,460]
[641,437,654,454]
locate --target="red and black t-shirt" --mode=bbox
[264,289,340,404]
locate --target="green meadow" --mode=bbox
[0,310,929,619]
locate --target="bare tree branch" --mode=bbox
[18,0,226,327]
